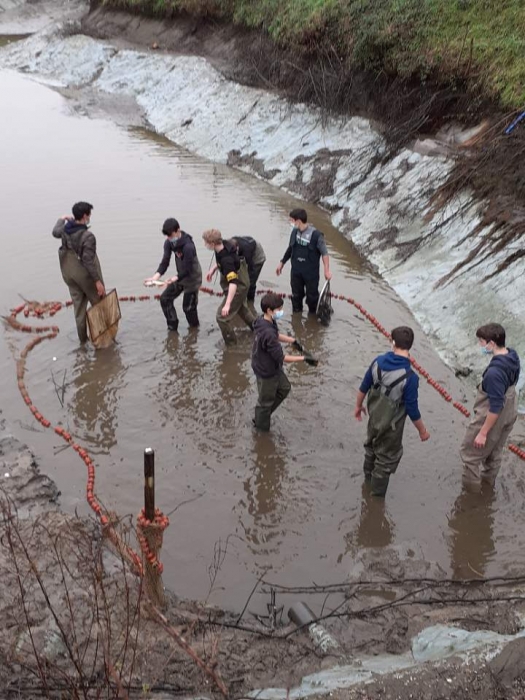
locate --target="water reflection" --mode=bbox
[68,345,125,451]
[448,487,496,579]
[241,432,287,551]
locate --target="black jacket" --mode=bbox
[157,232,202,290]
[251,317,284,378]
[216,240,241,286]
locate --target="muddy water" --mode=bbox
[1,69,525,614]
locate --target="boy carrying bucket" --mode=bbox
[354,326,430,497]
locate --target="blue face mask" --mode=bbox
[273,309,284,320]
[480,344,493,355]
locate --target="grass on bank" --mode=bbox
[103,0,525,108]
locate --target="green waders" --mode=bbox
[254,370,291,431]
[363,365,410,497]
[460,385,517,492]
[217,259,256,345]
[59,249,103,343]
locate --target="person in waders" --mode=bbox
[144,218,202,331]
[460,323,520,492]
[355,326,430,497]
[251,292,310,431]
[52,202,105,343]
[275,208,331,314]
[230,236,267,303]
[202,229,256,345]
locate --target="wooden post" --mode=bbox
[144,447,155,521]
[142,447,165,608]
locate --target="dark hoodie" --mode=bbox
[251,317,284,379]
[482,348,520,413]
[156,231,202,291]
[52,218,101,282]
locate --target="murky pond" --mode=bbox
[1,69,524,613]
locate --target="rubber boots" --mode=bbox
[370,474,390,498]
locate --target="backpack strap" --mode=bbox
[384,370,413,397]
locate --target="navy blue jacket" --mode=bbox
[482,349,520,413]
[251,317,284,379]
[360,351,421,421]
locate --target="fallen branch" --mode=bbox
[145,602,229,698]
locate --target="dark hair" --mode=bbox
[72,202,93,221]
[261,292,284,313]
[391,326,414,350]
[162,218,180,235]
[289,208,307,224]
[476,323,506,348]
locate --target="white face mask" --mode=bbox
[289,222,296,230]
[273,309,284,320]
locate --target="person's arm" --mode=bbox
[317,233,332,281]
[354,389,367,421]
[404,375,430,441]
[276,231,294,275]
[284,354,305,363]
[278,333,295,344]
[156,239,172,277]
[221,282,237,316]
[52,218,68,238]
[81,232,105,297]
[474,367,506,447]
[206,263,218,282]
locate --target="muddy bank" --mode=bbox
[3,431,525,698]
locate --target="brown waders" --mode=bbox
[254,370,291,431]
[217,259,256,344]
[363,369,409,497]
[59,249,103,343]
[460,385,517,492]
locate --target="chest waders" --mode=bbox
[159,246,202,330]
[217,258,256,344]
[58,243,103,344]
[290,229,321,313]
[364,364,411,497]
[460,385,518,491]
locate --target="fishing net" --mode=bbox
[316,280,333,326]
[87,289,121,349]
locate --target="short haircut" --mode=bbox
[72,202,93,220]
[162,218,180,235]
[261,292,284,313]
[476,323,506,347]
[202,229,223,246]
[289,208,307,224]
[391,326,414,350]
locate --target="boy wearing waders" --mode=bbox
[355,326,430,497]
[276,208,332,314]
[460,324,520,492]
[252,293,309,431]
[144,218,202,331]
[202,229,256,345]
[230,236,267,303]
[52,202,106,343]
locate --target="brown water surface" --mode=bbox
[1,70,524,613]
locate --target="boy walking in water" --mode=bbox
[460,323,520,492]
[252,293,308,431]
[355,326,430,497]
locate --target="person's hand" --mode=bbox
[354,405,367,421]
[95,281,106,298]
[474,431,486,449]
[221,304,231,317]
[276,262,284,276]
[420,429,431,442]
[166,276,178,285]
[325,270,332,281]
[144,277,156,285]
[206,271,214,283]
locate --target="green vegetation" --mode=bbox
[104,0,525,107]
